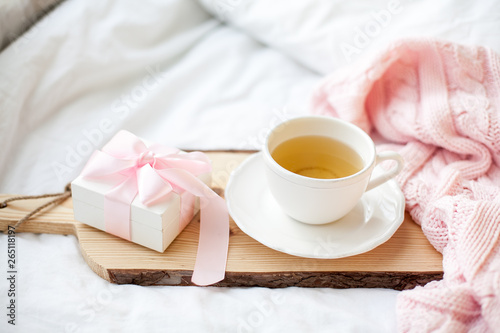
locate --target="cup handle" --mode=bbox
[365,151,404,192]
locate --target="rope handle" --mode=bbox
[0,183,72,229]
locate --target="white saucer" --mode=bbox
[225,153,405,259]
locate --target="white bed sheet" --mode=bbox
[0,0,499,332]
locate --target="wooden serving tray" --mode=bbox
[0,151,443,290]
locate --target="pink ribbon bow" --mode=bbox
[80,130,229,286]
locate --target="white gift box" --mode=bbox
[71,162,211,253]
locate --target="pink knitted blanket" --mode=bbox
[312,40,500,332]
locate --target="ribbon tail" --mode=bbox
[191,195,229,286]
[157,168,229,286]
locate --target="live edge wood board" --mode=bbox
[0,151,443,290]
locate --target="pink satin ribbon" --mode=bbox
[80,130,229,286]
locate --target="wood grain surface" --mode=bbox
[0,151,443,290]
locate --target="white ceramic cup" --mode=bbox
[262,116,404,224]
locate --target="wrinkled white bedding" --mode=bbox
[0,0,499,331]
